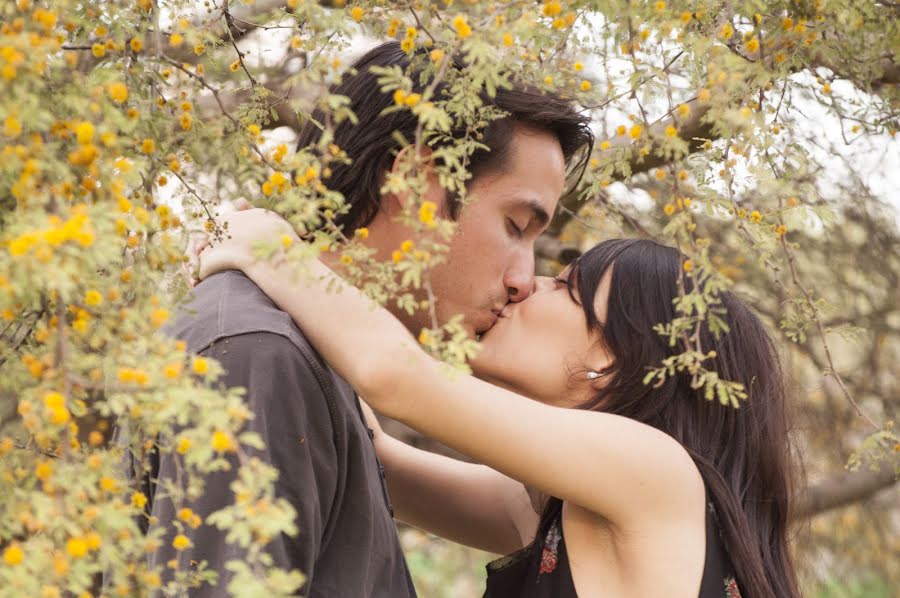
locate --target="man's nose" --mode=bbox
[504,255,536,303]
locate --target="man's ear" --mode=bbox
[386,144,444,216]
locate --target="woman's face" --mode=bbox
[471,265,615,407]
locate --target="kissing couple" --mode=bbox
[140,42,799,598]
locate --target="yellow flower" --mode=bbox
[99,476,119,492]
[179,113,192,131]
[229,60,240,72]
[3,116,22,137]
[35,460,53,480]
[750,210,762,223]
[393,89,407,106]
[211,430,234,453]
[172,534,191,551]
[66,537,88,559]
[281,234,294,248]
[141,138,155,154]
[502,33,513,47]
[544,76,553,85]
[629,124,643,139]
[84,289,102,306]
[130,37,143,52]
[663,203,676,216]
[107,81,128,103]
[52,552,69,577]
[573,61,583,72]
[151,308,169,328]
[3,543,24,566]
[163,362,182,379]
[665,125,677,137]
[580,80,591,91]
[33,8,57,32]
[680,11,692,23]
[340,254,353,265]
[616,124,626,136]
[192,357,208,375]
[41,392,63,412]
[400,240,414,253]
[0,437,13,456]
[176,437,191,454]
[452,15,471,39]
[775,224,788,237]
[193,44,205,56]
[355,227,369,239]
[404,93,421,107]
[350,6,364,22]
[429,48,444,63]
[91,43,105,58]
[419,200,437,226]
[405,27,418,39]
[49,406,70,425]
[745,37,759,53]
[418,329,431,345]
[542,1,562,17]
[400,38,415,53]
[676,103,690,118]
[76,121,95,145]
[392,250,403,263]
[683,259,693,273]
[131,492,148,509]
[654,1,666,12]
[719,23,734,40]
[169,33,183,47]
[697,88,711,103]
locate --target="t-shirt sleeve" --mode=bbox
[148,332,339,596]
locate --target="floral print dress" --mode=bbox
[483,497,743,598]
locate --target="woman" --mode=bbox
[196,209,799,598]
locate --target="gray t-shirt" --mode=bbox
[134,271,416,597]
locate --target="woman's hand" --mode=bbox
[197,208,299,282]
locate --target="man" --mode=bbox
[143,41,592,596]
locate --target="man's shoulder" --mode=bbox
[167,270,312,358]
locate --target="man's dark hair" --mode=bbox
[295,41,594,233]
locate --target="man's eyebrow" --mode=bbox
[510,198,551,228]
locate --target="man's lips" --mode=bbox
[476,309,503,336]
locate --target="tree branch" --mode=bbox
[797,462,898,519]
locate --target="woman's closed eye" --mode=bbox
[553,274,581,304]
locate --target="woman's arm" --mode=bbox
[198,210,704,527]
[360,400,537,554]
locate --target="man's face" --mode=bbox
[428,125,568,337]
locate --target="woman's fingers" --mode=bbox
[184,230,210,287]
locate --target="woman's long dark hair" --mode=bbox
[562,238,800,598]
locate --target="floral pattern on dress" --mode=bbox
[724,576,742,598]
[538,521,562,575]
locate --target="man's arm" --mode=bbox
[148,332,338,596]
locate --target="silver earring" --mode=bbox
[586,371,601,380]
